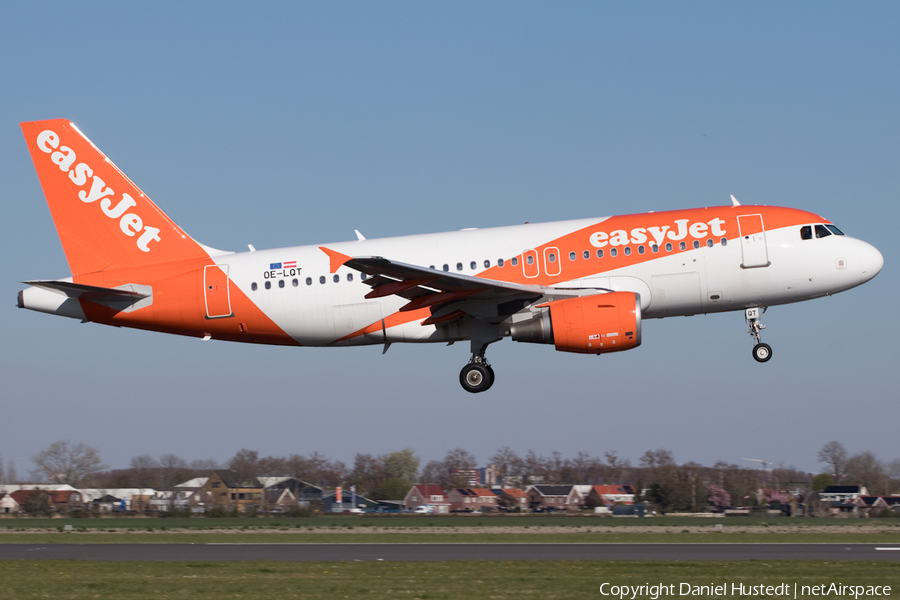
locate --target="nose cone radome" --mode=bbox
[859,241,884,284]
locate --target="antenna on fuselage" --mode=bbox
[731,195,741,207]
[355,230,366,241]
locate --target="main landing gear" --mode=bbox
[460,322,501,393]
[745,307,772,363]
[460,357,495,393]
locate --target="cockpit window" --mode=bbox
[800,226,812,240]
[825,225,845,236]
[815,224,831,238]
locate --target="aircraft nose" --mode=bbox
[858,240,883,284]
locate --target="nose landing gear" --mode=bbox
[745,307,772,363]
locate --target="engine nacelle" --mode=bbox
[510,292,641,354]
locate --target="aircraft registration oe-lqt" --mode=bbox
[18,119,884,393]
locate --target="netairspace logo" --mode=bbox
[599,582,892,599]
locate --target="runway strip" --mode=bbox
[1,544,899,562]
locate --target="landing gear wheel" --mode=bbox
[483,365,495,392]
[752,343,772,363]
[460,363,493,393]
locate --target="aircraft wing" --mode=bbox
[320,247,545,320]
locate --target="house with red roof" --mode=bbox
[403,484,450,514]
[586,485,635,507]
[448,488,499,512]
[493,488,529,511]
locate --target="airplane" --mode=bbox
[17,119,884,393]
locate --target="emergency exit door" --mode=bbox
[204,264,233,318]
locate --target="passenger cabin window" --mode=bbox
[665,243,673,252]
[443,264,449,272]
[610,248,617,257]
[569,251,576,261]
[526,255,534,265]
[498,258,505,267]
[333,274,340,282]
[251,282,258,291]
[548,253,556,263]
[265,281,271,290]
[800,226,813,240]
[596,249,604,258]
[511,257,518,266]
[319,276,326,284]
[484,260,491,268]
[693,240,700,249]
[278,279,285,288]
[815,224,832,238]
[651,244,658,253]
[292,278,299,286]
[346,273,353,282]
[470,261,477,270]
[679,241,686,250]
[456,262,463,271]
[583,250,590,259]
[706,239,713,248]
[306,277,312,285]
[624,247,631,256]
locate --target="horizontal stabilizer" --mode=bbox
[24,280,149,300]
[22,279,153,314]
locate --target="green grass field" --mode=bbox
[1,531,899,544]
[1,515,899,544]
[3,514,899,529]
[1,560,898,599]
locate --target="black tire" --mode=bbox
[460,363,491,393]
[752,343,772,363]
[483,365,495,391]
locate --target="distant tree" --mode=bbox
[488,447,521,483]
[817,441,848,483]
[349,453,384,495]
[810,473,835,492]
[443,448,476,471]
[373,477,414,501]
[190,459,219,471]
[604,451,631,484]
[0,454,4,484]
[420,460,447,487]
[707,485,731,509]
[639,449,675,470]
[129,455,160,489]
[159,454,188,489]
[844,451,888,494]
[228,449,261,482]
[383,449,420,483]
[22,489,52,516]
[7,461,17,485]
[887,459,900,494]
[32,440,108,487]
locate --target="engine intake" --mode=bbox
[510,292,641,354]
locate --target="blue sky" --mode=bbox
[1,2,897,476]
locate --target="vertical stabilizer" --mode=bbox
[21,119,210,275]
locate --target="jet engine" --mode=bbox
[510,292,641,354]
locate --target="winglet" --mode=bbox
[319,246,353,273]
[731,194,741,207]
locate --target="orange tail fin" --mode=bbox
[21,119,210,275]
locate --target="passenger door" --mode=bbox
[737,214,770,268]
